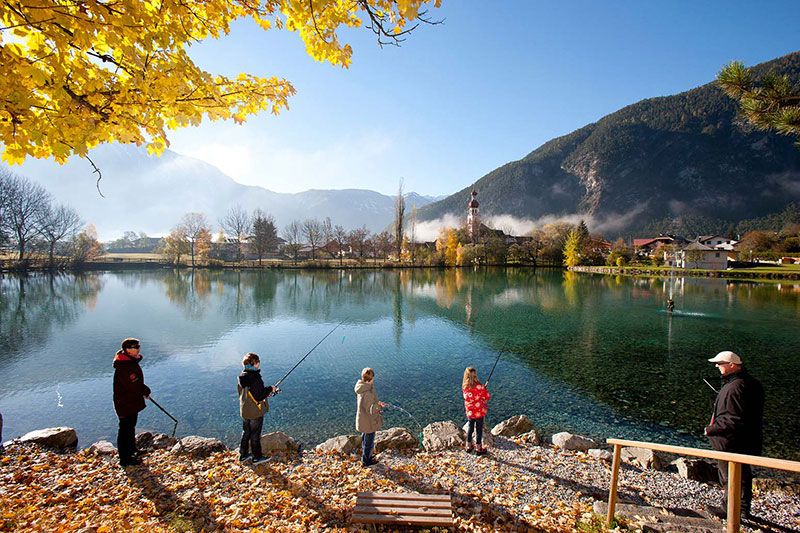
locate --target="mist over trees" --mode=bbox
[0,169,95,266]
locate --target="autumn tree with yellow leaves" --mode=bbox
[0,0,442,167]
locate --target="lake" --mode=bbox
[1,268,798,459]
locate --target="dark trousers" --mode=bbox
[466,417,484,446]
[717,460,753,513]
[117,413,138,463]
[240,417,264,458]
[361,432,376,465]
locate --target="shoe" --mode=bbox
[239,454,252,462]
[252,456,269,464]
[120,457,141,467]
[363,459,379,467]
[703,504,727,519]
[476,446,488,455]
[465,442,475,453]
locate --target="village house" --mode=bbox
[664,241,729,270]
[633,235,689,256]
[697,235,738,251]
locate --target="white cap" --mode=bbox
[708,351,742,365]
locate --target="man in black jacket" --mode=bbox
[704,350,764,519]
[113,338,151,467]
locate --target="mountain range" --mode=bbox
[12,51,800,241]
[419,51,800,236]
[15,145,439,240]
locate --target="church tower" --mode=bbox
[467,188,479,242]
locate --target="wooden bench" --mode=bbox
[352,491,454,528]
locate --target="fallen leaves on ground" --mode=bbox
[0,443,595,532]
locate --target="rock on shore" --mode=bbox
[1,423,798,532]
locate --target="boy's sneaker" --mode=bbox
[239,454,252,462]
[120,457,141,467]
[252,456,269,464]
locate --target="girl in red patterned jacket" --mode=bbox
[462,367,491,454]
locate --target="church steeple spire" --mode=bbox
[467,188,479,241]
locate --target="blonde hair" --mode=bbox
[242,352,260,367]
[462,367,479,390]
[361,367,375,381]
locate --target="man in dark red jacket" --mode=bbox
[113,337,151,467]
[704,351,764,519]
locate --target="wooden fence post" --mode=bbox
[606,444,622,527]
[726,461,742,533]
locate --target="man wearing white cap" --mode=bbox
[704,350,764,519]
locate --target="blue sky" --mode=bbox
[168,0,800,197]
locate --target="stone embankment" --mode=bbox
[2,417,798,532]
[571,265,800,280]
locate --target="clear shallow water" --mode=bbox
[1,269,798,459]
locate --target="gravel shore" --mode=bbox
[1,436,798,532]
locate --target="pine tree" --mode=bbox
[718,61,800,145]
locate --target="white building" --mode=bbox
[697,235,738,251]
[664,241,728,270]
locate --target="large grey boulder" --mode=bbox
[422,421,465,451]
[551,432,596,452]
[316,435,361,455]
[18,427,78,450]
[516,430,542,445]
[621,447,669,470]
[171,436,227,458]
[588,448,613,462]
[374,427,418,453]
[491,415,534,437]
[136,431,177,451]
[461,421,494,447]
[673,458,719,483]
[87,440,116,456]
[260,431,300,454]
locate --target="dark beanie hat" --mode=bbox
[121,338,140,350]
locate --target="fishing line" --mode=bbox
[274,320,345,388]
[383,401,425,447]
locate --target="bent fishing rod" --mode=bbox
[273,320,345,388]
[148,397,179,438]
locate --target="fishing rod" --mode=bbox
[274,320,345,388]
[148,397,179,438]
[702,378,718,394]
[484,343,509,387]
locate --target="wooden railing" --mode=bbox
[606,438,800,533]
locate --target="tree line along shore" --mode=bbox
[3,167,799,275]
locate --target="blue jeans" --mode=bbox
[361,432,376,465]
[466,417,484,446]
[240,417,264,458]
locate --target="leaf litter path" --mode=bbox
[2,439,798,532]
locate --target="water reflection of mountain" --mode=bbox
[2,269,798,458]
[406,270,800,459]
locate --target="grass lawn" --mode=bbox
[730,264,800,273]
[99,252,163,261]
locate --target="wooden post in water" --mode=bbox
[726,461,742,533]
[606,444,622,527]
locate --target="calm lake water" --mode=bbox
[1,268,798,459]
